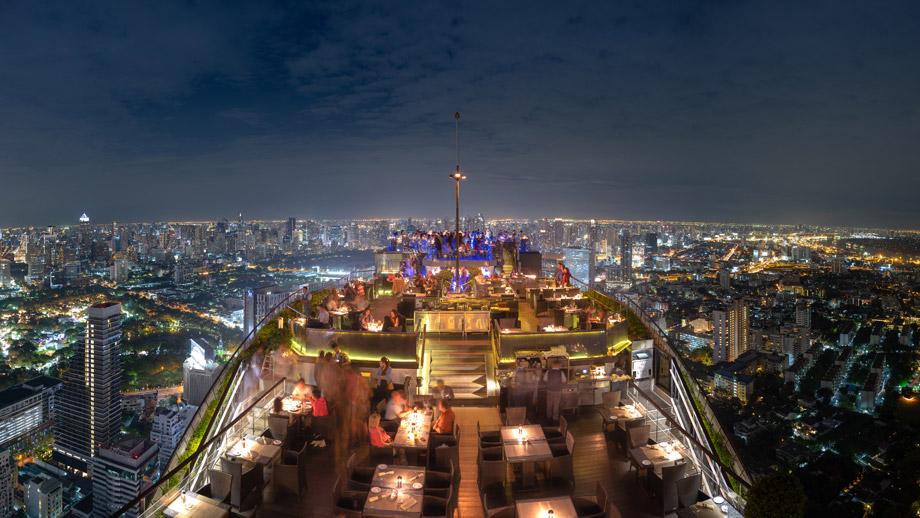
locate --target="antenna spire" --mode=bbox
[454,111,461,171]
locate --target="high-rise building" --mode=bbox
[243,285,287,335]
[0,448,12,518]
[0,259,11,288]
[90,439,158,517]
[53,302,123,474]
[712,308,728,364]
[644,232,658,254]
[619,229,632,281]
[718,269,731,289]
[25,474,63,518]
[713,299,750,363]
[182,339,220,407]
[284,217,297,247]
[109,256,131,284]
[150,404,194,470]
[0,375,62,450]
[795,300,812,330]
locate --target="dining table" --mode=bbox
[631,439,692,476]
[515,496,578,518]
[501,425,553,487]
[599,403,643,425]
[393,410,432,465]
[329,308,349,329]
[364,464,425,517]
[163,491,230,518]
[225,436,282,467]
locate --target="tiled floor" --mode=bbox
[255,406,663,517]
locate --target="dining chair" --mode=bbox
[273,454,302,498]
[198,469,232,504]
[565,430,576,455]
[676,472,702,516]
[540,451,574,496]
[544,415,568,442]
[478,448,507,489]
[235,462,263,517]
[332,476,367,518]
[504,406,527,426]
[345,451,375,490]
[268,414,290,441]
[650,462,689,514]
[421,495,449,518]
[477,421,502,447]
[573,481,609,517]
[602,390,621,408]
[432,440,459,472]
[628,424,650,449]
[480,478,513,518]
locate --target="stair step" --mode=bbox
[429,375,485,385]
[425,346,491,353]
[452,387,488,398]
[428,351,486,361]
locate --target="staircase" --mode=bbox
[423,334,494,404]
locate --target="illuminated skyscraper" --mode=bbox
[619,229,632,281]
[53,302,123,473]
[0,259,11,288]
[713,299,750,363]
[243,285,287,335]
[0,449,11,517]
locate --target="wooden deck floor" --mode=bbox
[256,407,663,517]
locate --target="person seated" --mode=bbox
[432,399,455,434]
[291,377,311,401]
[430,379,454,400]
[368,413,393,447]
[384,309,404,332]
[360,309,374,330]
[316,305,331,328]
[352,291,370,311]
[383,390,412,421]
[311,390,329,417]
[272,396,284,414]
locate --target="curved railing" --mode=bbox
[120,377,287,518]
[600,290,752,500]
[123,275,359,516]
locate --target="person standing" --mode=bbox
[543,359,567,423]
[372,357,394,408]
[430,379,454,401]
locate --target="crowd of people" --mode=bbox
[387,229,533,262]
[309,280,408,332]
[277,345,456,467]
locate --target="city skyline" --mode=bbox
[2,2,920,228]
[3,212,920,234]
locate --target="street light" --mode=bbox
[449,112,466,292]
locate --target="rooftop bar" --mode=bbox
[125,232,748,517]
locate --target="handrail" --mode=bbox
[608,291,753,490]
[163,287,306,475]
[165,274,356,475]
[629,381,751,491]
[417,324,428,394]
[112,377,286,517]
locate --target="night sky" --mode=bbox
[1,2,919,228]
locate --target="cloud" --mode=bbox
[0,1,918,228]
